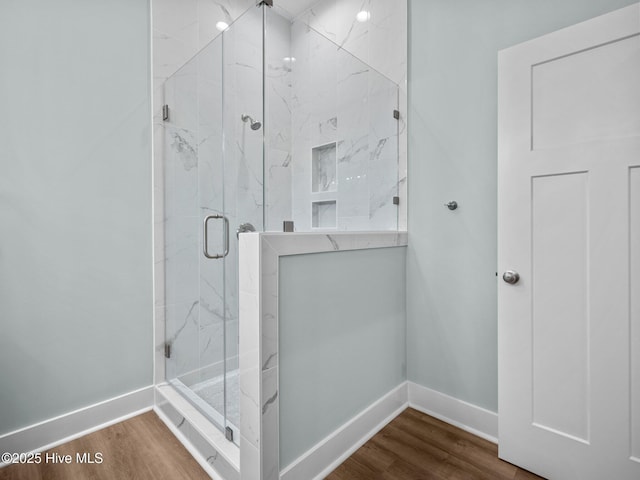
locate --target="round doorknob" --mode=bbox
[502,270,520,285]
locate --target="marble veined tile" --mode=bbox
[198,256,226,369]
[312,201,337,228]
[262,366,279,480]
[260,239,279,371]
[240,436,260,480]
[197,0,255,48]
[336,134,369,220]
[199,322,225,371]
[317,116,338,145]
[312,142,337,193]
[262,231,407,255]
[265,148,293,232]
[303,0,370,60]
[291,173,312,231]
[154,0,198,46]
[164,216,199,305]
[291,0,407,231]
[369,0,407,85]
[289,4,405,231]
[154,31,198,85]
[239,287,261,449]
[265,9,293,153]
[196,37,223,130]
[368,148,399,230]
[164,126,198,219]
[165,301,200,379]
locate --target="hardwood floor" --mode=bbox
[1,407,544,480]
[0,411,210,480]
[325,408,545,480]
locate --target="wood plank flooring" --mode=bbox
[1,407,545,480]
[0,411,210,480]
[325,408,545,480]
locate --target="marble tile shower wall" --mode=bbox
[290,20,400,231]
[265,10,294,232]
[246,0,407,234]
[298,0,406,85]
[153,0,255,82]
[296,0,408,230]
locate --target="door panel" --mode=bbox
[498,4,640,479]
[532,34,640,150]
[631,166,640,462]
[531,172,589,442]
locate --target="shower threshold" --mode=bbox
[169,369,240,445]
[155,382,240,480]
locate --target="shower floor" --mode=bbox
[191,369,240,428]
[170,369,240,442]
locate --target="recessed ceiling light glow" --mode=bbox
[283,57,297,63]
[356,10,370,22]
[216,21,229,31]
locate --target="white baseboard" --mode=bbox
[280,382,498,480]
[408,381,498,443]
[281,383,409,480]
[0,385,154,464]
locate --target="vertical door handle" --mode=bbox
[203,214,229,259]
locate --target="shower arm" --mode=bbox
[241,114,262,130]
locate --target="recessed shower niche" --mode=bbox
[312,200,337,228]
[311,142,338,229]
[312,142,337,193]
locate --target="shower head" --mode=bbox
[241,114,262,131]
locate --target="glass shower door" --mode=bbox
[162,4,264,446]
[163,33,231,439]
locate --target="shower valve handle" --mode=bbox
[236,222,256,239]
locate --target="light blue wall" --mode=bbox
[279,247,407,468]
[0,0,152,435]
[407,0,639,412]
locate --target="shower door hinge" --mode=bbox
[258,0,273,7]
[225,426,234,442]
[162,104,169,121]
[393,109,400,120]
[393,196,400,205]
[164,342,171,359]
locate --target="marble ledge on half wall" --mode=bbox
[257,231,408,256]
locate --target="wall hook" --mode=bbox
[445,201,458,211]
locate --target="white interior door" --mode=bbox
[498,4,640,479]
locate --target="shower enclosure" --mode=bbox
[161,2,400,446]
